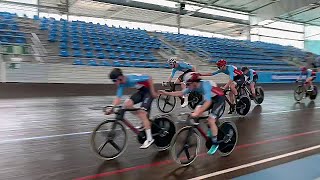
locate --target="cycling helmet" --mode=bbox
[167,57,177,65]
[109,68,123,80]
[183,72,201,84]
[300,66,307,72]
[216,59,227,67]
[241,66,249,72]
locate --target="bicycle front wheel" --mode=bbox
[157,94,176,113]
[170,126,200,166]
[294,85,305,102]
[90,120,128,160]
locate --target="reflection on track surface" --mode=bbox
[0,90,319,180]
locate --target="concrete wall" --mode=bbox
[3,62,229,84]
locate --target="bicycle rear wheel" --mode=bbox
[310,86,318,100]
[90,120,128,160]
[217,121,238,156]
[253,86,264,105]
[236,96,251,115]
[170,126,200,166]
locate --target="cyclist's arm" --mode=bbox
[297,72,302,80]
[249,70,254,82]
[224,79,233,89]
[148,77,158,97]
[161,90,184,97]
[211,69,221,76]
[168,69,177,82]
[112,87,123,106]
[192,66,196,72]
[223,66,234,89]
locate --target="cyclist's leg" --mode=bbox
[207,96,225,155]
[178,73,189,107]
[138,89,154,148]
[250,82,256,96]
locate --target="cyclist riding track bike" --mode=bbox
[296,66,316,91]
[202,59,245,114]
[241,66,258,97]
[167,57,196,108]
[159,72,225,155]
[107,68,158,149]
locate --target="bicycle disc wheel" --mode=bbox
[152,117,176,151]
[310,86,318,100]
[90,120,128,160]
[294,85,305,102]
[253,87,264,105]
[217,121,238,157]
[170,126,200,166]
[236,96,251,115]
[157,94,176,113]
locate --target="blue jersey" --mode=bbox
[171,61,193,78]
[182,81,222,101]
[299,69,315,79]
[244,69,257,80]
[212,65,243,80]
[116,74,150,98]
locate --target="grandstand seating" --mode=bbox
[0,12,26,45]
[38,17,165,68]
[160,32,302,71]
[0,11,310,72]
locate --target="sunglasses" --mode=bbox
[112,78,121,83]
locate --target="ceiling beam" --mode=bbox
[305,16,320,23]
[251,0,320,25]
[95,0,249,25]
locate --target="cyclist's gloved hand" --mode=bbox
[162,82,168,86]
[105,106,114,115]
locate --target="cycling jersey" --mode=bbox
[299,69,316,79]
[182,81,223,101]
[212,65,243,80]
[116,74,150,98]
[244,69,257,81]
[171,61,193,78]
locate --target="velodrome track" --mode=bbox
[0,88,319,180]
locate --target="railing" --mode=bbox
[30,33,47,63]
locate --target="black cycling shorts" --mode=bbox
[178,69,193,82]
[129,87,153,113]
[199,95,226,120]
[233,74,245,86]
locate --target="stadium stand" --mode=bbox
[158,32,302,71]
[0,11,315,72]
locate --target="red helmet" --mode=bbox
[216,59,227,67]
[183,72,201,84]
[300,66,307,72]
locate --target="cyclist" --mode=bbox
[107,68,158,149]
[202,59,244,114]
[296,66,316,91]
[159,72,225,155]
[167,57,196,108]
[241,66,258,97]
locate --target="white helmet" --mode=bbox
[167,57,177,65]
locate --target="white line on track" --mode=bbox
[188,144,320,180]
[0,106,319,144]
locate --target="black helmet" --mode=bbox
[109,68,123,80]
[241,66,249,72]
